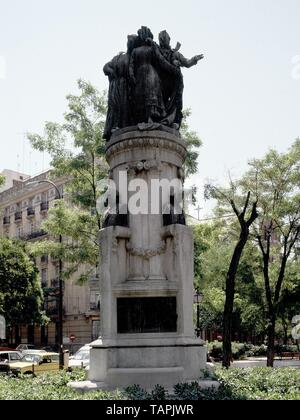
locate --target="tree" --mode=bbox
[193,221,264,344]
[205,183,258,367]
[181,109,203,178]
[27,80,202,282]
[27,80,108,282]
[242,139,300,366]
[0,239,46,343]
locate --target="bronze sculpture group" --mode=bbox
[103,26,204,140]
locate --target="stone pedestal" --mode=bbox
[89,130,206,390]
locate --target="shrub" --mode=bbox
[0,370,124,400]
[0,367,299,400]
[216,367,300,400]
[208,341,271,360]
[151,385,168,400]
[123,384,150,400]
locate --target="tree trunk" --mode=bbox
[223,299,234,368]
[266,315,276,367]
[282,317,288,345]
[222,232,248,368]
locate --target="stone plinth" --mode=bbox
[88,130,206,390]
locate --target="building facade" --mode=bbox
[0,169,100,350]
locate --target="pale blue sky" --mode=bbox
[0,0,299,216]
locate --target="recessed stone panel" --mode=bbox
[117,297,177,334]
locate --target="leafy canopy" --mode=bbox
[0,238,47,326]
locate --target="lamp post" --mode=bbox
[27,179,64,369]
[194,288,204,338]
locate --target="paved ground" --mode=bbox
[232,358,300,368]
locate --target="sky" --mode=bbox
[0,0,299,217]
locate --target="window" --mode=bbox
[90,291,100,311]
[0,353,8,362]
[16,227,23,238]
[10,353,21,361]
[41,191,48,202]
[56,185,64,199]
[28,222,35,234]
[41,269,48,287]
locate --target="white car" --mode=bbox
[68,345,91,369]
[0,351,22,363]
[0,351,22,373]
[16,344,37,352]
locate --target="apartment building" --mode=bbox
[0,169,100,349]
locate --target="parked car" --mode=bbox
[16,344,37,352]
[68,345,91,370]
[22,349,47,356]
[0,351,23,374]
[0,352,63,376]
[0,351,22,363]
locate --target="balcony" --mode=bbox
[27,207,35,217]
[14,211,22,222]
[40,202,49,212]
[3,216,10,226]
[26,230,47,241]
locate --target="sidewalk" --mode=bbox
[232,358,300,368]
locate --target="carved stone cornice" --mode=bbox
[106,130,187,161]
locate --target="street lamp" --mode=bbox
[193,288,204,338]
[27,179,64,369]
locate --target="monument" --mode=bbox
[88,27,207,390]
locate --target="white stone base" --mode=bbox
[87,337,207,390]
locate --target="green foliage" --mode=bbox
[241,140,300,361]
[0,238,47,326]
[0,370,124,400]
[0,175,5,188]
[27,79,108,224]
[180,109,202,177]
[193,222,266,337]
[0,368,299,400]
[216,367,300,400]
[151,384,169,400]
[208,341,269,360]
[27,200,99,283]
[123,384,150,400]
[26,80,108,281]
